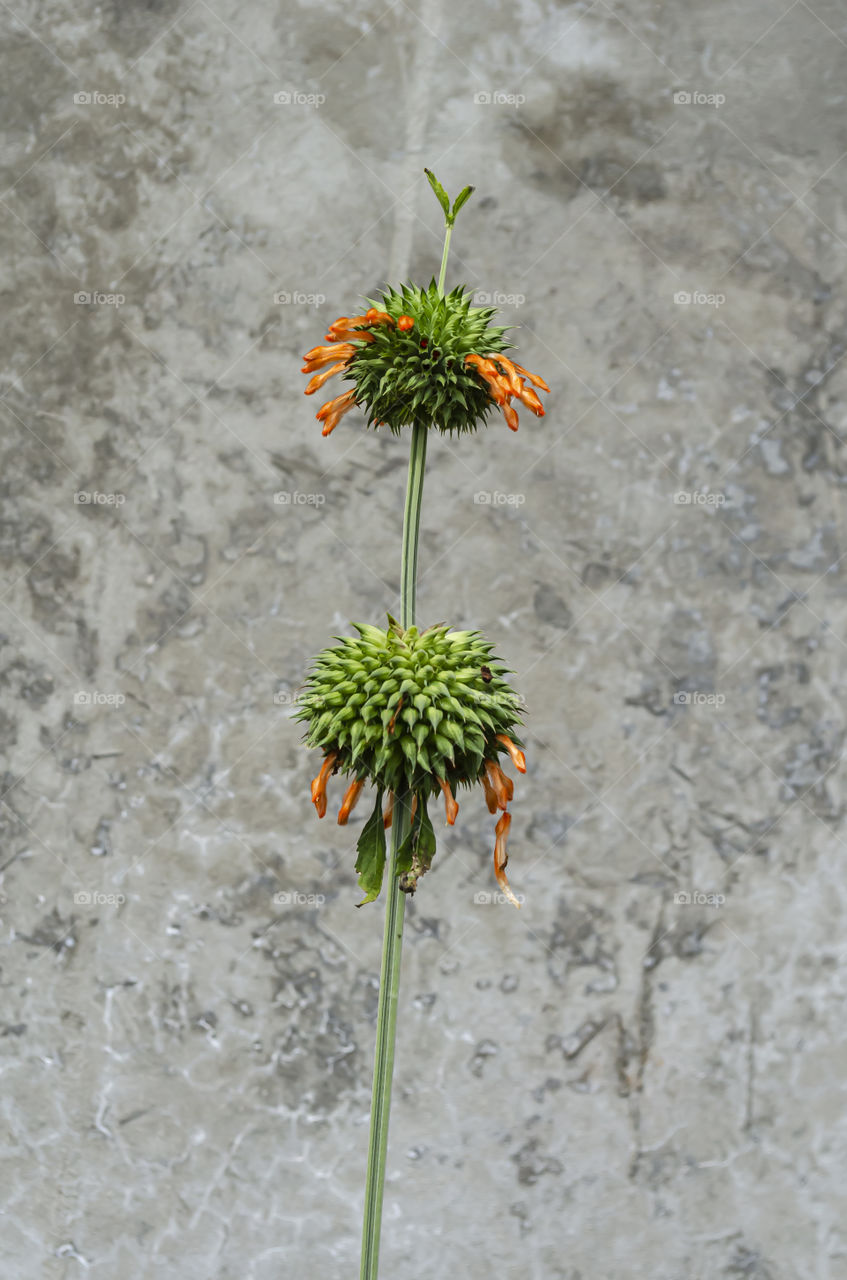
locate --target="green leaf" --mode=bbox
[355,790,387,907]
[424,168,450,219]
[416,798,437,870]
[451,185,474,219]
[393,801,420,878]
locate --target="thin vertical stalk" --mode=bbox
[359,423,428,1280]
[437,224,453,296]
[360,211,451,1279]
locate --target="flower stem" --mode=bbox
[437,223,453,296]
[359,421,428,1280]
[361,212,453,1278]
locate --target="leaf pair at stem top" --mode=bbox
[424,168,474,227]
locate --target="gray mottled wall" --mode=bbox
[1,1,846,1277]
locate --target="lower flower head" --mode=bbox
[295,617,527,905]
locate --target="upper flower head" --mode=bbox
[295,617,527,905]
[302,280,548,438]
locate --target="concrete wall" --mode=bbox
[1,2,845,1276]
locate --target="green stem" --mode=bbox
[437,222,453,296]
[359,424,427,1280]
[361,213,454,1279]
[400,423,428,625]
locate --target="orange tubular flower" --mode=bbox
[496,733,526,774]
[502,403,519,432]
[304,361,349,395]
[481,770,500,814]
[316,388,357,437]
[325,327,376,344]
[465,352,549,434]
[310,751,338,819]
[397,315,415,331]
[487,354,523,397]
[365,308,394,326]
[338,778,365,825]
[493,811,520,908]
[326,313,369,335]
[302,342,356,372]
[484,758,514,809]
[516,384,544,416]
[512,361,550,393]
[465,354,509,404]
[436,776,459,825]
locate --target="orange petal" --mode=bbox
[302,343,356,369]
[310,751,337,819]
[324,328,375,344]
[512,362,550,393]
[437,776,459,825]
[517,384,545,416]
[493,811,520,908]
[365,308,394,326]
[316,388,356,420]
[484,759,513,809]
[337,778,364,825]
[397,315,415,331]
[487,355,523,397]
[502,402,519,432]
[328,313,369,332]
[317,389,357,436]
[496,733,526,774]
[465,354,510,404]
[481,770,499,814]
[304,361,349,394]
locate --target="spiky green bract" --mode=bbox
[344,280,511,436]
[295,617,524,796]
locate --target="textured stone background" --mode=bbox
[2,2,846,1277]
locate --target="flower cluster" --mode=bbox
[295,619,526,906]
[301,281,549,437]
